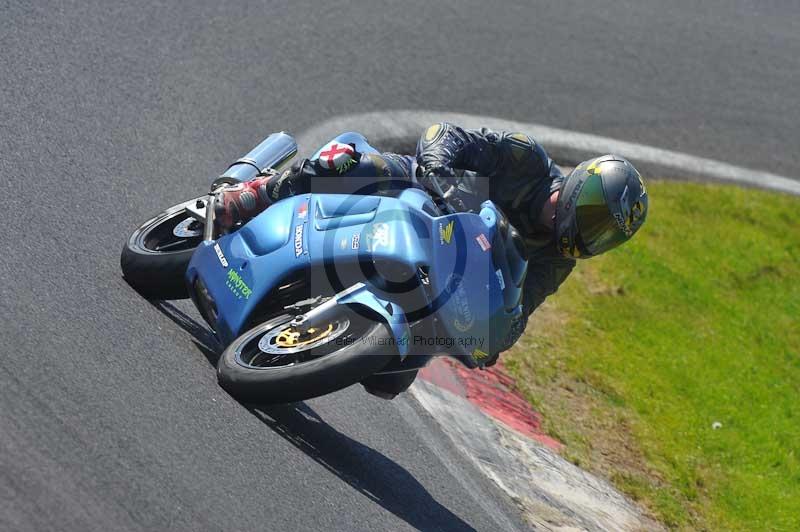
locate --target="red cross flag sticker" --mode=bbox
[318,142,356,171]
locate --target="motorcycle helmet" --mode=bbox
[554,155,648,258]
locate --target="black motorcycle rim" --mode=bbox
[234,313,370,370]
[135,210,203,254]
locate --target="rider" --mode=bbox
[214,123,649,397]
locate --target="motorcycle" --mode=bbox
[121,131,528,404]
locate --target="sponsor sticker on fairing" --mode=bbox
[495,269,505,290]
[439,221,454,245]
[447,273,475,333]
[214,243,228,268]
[294,224,305,257]
[476,233,491,252]
[366,223,390,250]
[225,269,252,300]
[473,348,490,362]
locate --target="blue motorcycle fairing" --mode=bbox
[238,195,298,255]
[424,200,522,366]
[186,191,430,345]
[186,195,312,343]
[336,284,410,357]
[313,195,380,230]
[426,214,493,361]
[187,187,517,366]
[309,192,431,269]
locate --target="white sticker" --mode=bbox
[366,222,390,250]
[294,225,304,257]
[495,269,505,290]
[214,243,228,268]
[476,233,491,252]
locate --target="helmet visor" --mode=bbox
[575,174,628,255]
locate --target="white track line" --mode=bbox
[297,110,800,195]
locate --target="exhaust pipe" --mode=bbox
[213,132,298,188]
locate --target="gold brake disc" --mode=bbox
[274,323,335,349]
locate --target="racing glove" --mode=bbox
[264,159,315,201]
[213,175,273,230]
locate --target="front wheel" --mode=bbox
[217,307,396,404]
[121,201,205,299]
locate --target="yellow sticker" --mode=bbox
[424,123,442,142]
[587,159,602,175]
[473,349,489,361]
[439,221,454,244]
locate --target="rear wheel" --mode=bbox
[217,306,396,404]
[121,202,205,299]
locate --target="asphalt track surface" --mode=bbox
[1,1,797,530]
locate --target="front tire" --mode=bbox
[121,202,205,299]
[217,307,397,404]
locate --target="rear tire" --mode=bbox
[121,203,204,299]
[217,308,397,404]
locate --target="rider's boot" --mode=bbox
[361,370,418,400]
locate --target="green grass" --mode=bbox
[504,181,800,530]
